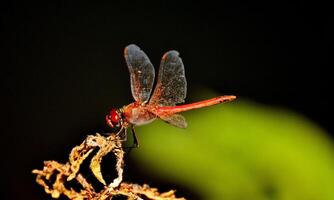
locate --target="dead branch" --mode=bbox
[32,133,185,200]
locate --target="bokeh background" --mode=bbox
[2,1,333,200]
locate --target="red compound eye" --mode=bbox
[109,109,120,123]
[106,109,121,128]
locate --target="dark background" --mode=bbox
[2,1,332,199]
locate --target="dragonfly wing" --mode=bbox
[160,114,188,129]
[124,44,155,103]
[149,50,187,106]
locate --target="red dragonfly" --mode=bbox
[106,44,236,146]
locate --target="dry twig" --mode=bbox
[32,133,185,200]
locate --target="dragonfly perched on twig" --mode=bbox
[106,44,236,147]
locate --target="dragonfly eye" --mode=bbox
[106,109,122,128]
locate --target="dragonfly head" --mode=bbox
[106,108,123,129]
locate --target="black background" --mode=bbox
[2,1,332,199]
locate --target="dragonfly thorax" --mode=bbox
[123,102,156,126]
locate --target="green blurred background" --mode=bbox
[130,91,334,200]
[2,1,332,200]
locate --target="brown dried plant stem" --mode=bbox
[32,133,185,200]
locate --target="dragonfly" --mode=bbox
[106,44,236,147]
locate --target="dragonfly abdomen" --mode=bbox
[156,95,236,115]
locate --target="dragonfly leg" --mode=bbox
[131,127,139,148]
[122,127,138,154]
[117,127,128,141]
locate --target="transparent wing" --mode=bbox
[160,114,187,129]
[124,44,155,103]
[149,50,187,106]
